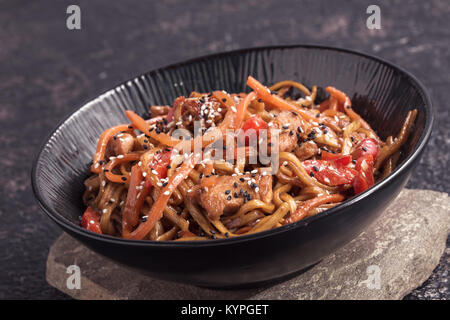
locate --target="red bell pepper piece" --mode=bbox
[81,207,102,234]
[144,149,173,188]
[352,138,378,160]
[353,154,375,195]
[303,160,358,186]
[240,114,268,146]
[321,151,352,166]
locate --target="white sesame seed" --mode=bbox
[117,155,124,159]
[163,190,170,196]
[231,106,237,113]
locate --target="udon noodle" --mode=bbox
[81,76,417,241]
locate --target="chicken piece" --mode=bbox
[294,140,319,161]
[179,96,226,128]
[192,174,273,220]
[269,110,308,152]
[106,133,135,156]
[150,105,171,117]
[312,125,342,150]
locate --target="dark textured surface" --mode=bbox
[0,0,448,299]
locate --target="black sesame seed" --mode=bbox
[362,146,368,151]
[227,195,232,201]
[141,216,148,222]
[166,165,171,169]
[221,98,227,102]
[121,177,127,181]
[313,166,319,172]
[233,182,238,188]
[316,113,321,118]
[225,232,229,238]
[225,190,231,195]
[309,172,315,177]
[268,142,273,146]
[234,192,239,198]
[239,177,245,182]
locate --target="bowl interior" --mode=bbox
[33,45,430,231]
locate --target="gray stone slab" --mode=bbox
[46,189,449,300]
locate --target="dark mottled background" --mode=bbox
[0,0,448,299]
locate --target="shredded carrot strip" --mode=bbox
[318,99,330,112]
[91,124,133,173]
[104,153,141,183]
[124,153,201,240]
[125,110,180,147]
[284,194,344,224]
[212,90,235,109]
[325,86,380,141]
[122,165,145,235]
[246,76,316,121]
[329,96,338,111]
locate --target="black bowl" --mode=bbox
[32,45,433,287]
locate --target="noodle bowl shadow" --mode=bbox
[32,45,433,288]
